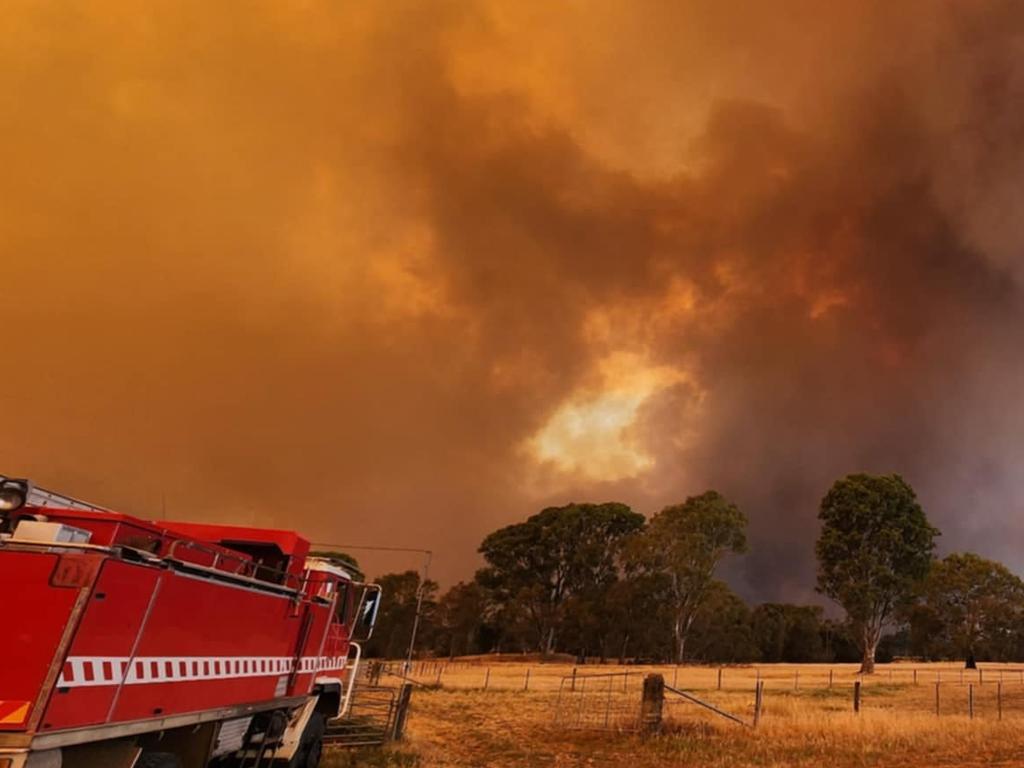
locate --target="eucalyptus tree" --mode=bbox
[816,473,938,673]
[478,502,644,654]
[630,491,748,663]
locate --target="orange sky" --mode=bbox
[3,1,1024,596]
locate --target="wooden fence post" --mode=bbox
[392,683,414,741]
[672,665,679,689]
[718,668,723,691]
[484,667,490,690]
[853,681,861,714]
[828,669,834,689]
[640,674,665,734]
[913,669,918,686]
[935,681,940,716]
[524,668,530,691]
[571,666,577,692]
[753,680,764,727]
[998,681,1003,721]
[968,683,974,719]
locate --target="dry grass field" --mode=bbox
[325,661,1024,767]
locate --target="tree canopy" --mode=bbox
[360,482,1024,669]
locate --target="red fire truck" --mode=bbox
[0,475,381,768]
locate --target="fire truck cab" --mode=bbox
[0,475,380,768]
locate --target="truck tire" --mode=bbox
[136,753,182,768]
[291,713,325,768]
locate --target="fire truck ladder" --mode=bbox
[22,479,113,512]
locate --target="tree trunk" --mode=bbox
[543,626,557,656]
[859,626,879,674]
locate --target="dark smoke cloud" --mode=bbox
[2,1,1023,596]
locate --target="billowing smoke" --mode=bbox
[2,1,1023,597]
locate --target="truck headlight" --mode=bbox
[0,478,29,512]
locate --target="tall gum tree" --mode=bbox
[631,491,747,664]
[816,473,938,674]
[477,502,644,655]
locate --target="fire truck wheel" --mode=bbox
[292,712,325,768]
[136,752,182,768]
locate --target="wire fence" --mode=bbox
[370,660,1024,725]
[375,660,1024,692]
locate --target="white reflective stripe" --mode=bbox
[57,655,348,688]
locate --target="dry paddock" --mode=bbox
[324,661,1024,768]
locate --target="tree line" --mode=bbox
[363,474,1024,672]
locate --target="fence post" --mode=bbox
[998,681,1003,721]
[718,668,723,691]
[571,666,577,692]
[524,668,530,691]
[484,667,490,690]
[436,665,443,685]
[979,668,984,686]
[753,680,764,727]
[853,681,861,714]
[828,669,834,689]
[673,665,679,689]
[392,683,414,741]
[935,681,940,716]
[968,683,974,719]
[640,674,665,734]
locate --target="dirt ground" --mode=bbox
[325,662,1024,767]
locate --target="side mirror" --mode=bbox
[351,583,382,642]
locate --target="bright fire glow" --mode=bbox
[528,353,686,481]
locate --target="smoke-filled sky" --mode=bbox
[3,1,1024,600]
